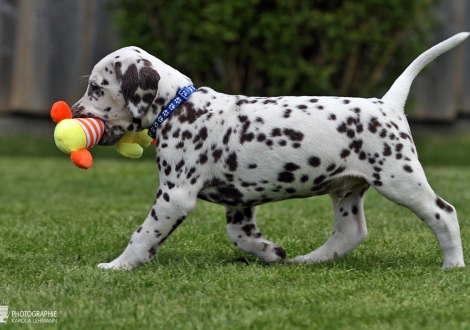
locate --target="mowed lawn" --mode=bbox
[1,135,470,329]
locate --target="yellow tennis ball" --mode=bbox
[54,119,87,154]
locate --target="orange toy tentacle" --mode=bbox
[70,149,93,169]
[51,101,72,123]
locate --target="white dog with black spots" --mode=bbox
[71,32,469,270]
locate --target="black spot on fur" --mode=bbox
[241,224,256,236]
[403,165,413,173]
[226,152,238,171]
[175,160,185,172]
[212,149,223,163]
[163,193,170,202]
[238,115,248,122]
[383,143,392,156]
[346,129,355,139]
[308,156,321,167]
[340,149,351,158]
[182,130,192,140]
[330,167,345,176]
[198,153,208,164]
[352,206,358,215]
[349,139,363,153]
[436,196,453,213]
[283,128,304,141]
[278,172,295,183]
[400,132,411,141]
[313,175,326,185]
[284,162,301,171]
[240,120,254,144]
[368,117,381,134]
[271,128,282,137]
[223,128,232,144]
[337,122,347,134]
[379,129,387,138]
[273,246,286,259]
[164,166,172,176]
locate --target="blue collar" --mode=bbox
[148,85,197,139]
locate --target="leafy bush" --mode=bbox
[110,0,437,97]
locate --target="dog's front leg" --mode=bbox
[98,188,197,270]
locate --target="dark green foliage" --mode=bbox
[111,0,437,97]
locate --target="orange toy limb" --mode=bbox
[70,149,93,169]
[51,101,72,123]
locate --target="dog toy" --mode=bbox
[51,101,154,169]
[116,131,154,159]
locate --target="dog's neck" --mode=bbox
[140,60,193,129]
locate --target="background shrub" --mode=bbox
[110,0,437,97]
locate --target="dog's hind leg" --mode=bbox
[372,164,464,268]
[290,184,370,264]
[226,206,286,262]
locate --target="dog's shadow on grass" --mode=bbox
[215,252,444,271]
[143,247,445,271]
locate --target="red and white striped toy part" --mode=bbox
[75,118,105,149]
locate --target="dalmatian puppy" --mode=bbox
[72,32,469,270]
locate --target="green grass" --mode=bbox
[1,135,470,329]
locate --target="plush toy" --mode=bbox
[116,131,154,159]
[51,101,154,169]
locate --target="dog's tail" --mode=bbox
[381,32,469,109]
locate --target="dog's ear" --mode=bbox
[114,57,160,119]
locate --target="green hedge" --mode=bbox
[110,0,437,97]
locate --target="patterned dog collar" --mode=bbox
[148,85,197,139]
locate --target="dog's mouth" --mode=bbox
[98,126,126,146]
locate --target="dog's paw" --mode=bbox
[288,254,329,264]
[250,243,287,263]
[442,260,465,269]
[97,260,134,270]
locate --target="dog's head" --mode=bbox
[71,47,161,146]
